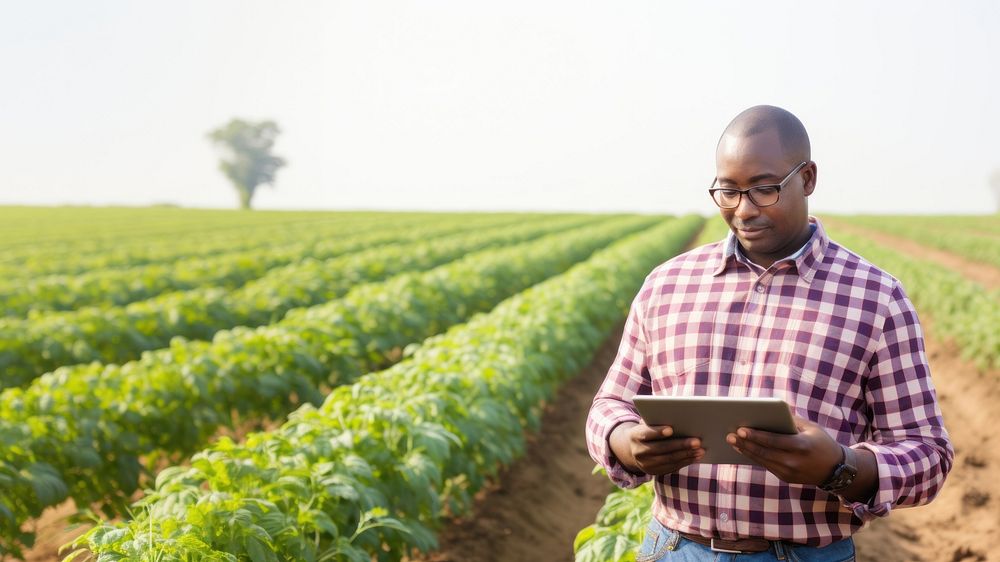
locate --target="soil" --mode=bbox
[11,499,93,562]
[821,217,1000,291]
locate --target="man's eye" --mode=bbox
[752,186,778,195]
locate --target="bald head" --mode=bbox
[718,105,810,165]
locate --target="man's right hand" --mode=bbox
[610,421,705,476]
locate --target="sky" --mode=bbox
[1,1,998,215]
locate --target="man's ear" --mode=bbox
[802,162,818,196]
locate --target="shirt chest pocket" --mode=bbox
[648,310,717,389]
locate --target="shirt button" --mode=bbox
[755,284,765,293]
[720,512,729,522]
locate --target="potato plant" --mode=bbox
[0,214,574,389]
[72,216,703,561]
[0,214,666,557]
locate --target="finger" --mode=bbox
[639,447,705,470]
[635,438,701,459]
[727,442,771,471]
[735,427,800,452]
[639,437,702,455]
[727,432,777,463]
[634,425,676,441]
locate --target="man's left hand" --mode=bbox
[726,416,842,486]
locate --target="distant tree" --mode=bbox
[207,118,287,209]
[991,169,1000,213]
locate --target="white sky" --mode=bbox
[1,1,998,214]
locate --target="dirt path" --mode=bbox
[15,500,88,562]
[822,217,1000,291]
[410,324,624,562]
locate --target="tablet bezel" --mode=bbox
[631,395,797,465]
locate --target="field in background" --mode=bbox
[0,207,697,560]
[0,207,995,561]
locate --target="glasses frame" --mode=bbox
[708,161,808,209]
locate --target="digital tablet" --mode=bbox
[632,396,797,465]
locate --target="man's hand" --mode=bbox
[725,416,842,485]
[610,421,704,476]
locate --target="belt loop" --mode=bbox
[773,540,787,561]
[665,528,680,551]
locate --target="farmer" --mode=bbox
[585,105,953,561]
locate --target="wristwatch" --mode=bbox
[819,444,858,494]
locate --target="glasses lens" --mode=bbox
[713,190,741,208]
[748,186,780,207]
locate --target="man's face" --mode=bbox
[714,128,815,267]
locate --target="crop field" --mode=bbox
[0,207,995,562]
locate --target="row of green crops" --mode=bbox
[0,214,525,316]
[690,216,731,246]
[0,210,393,274]
[69,215,704,562]
[0,210,543,279]
[827,214,1000,269]
[574,217,1000,562]
[0,214,416,307]
[0,214,595,389]
[826,228,999,371]
[0,207,343,249]
[0,215,666,557]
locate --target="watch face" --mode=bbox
[822,464,858,492]
[821,445,858,493]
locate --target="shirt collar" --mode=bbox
[710,216,828,283]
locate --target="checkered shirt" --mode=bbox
[586,217,954,546]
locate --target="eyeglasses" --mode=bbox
[708,161,808,209]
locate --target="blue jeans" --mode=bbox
[636,517,856,562]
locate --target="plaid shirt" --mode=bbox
[586,217,953,546]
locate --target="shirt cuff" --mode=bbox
[601,415,651,489]
[838,443,893,521]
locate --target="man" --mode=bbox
[586,105,953,561]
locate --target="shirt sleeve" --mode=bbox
[586,283,654,489]
[843,282,955,521]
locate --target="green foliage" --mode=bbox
[0,214,547,388]
[0,213,435,316]
[690,214,731,247]
[0,210,466,279]
[76,215,703,561]
[207,119,287,209]
[0,215,667,555]
[573,478,654,562]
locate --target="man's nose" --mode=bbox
[734,193,761,219]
